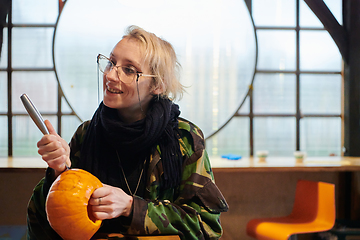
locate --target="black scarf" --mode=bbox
[77,96,183,190]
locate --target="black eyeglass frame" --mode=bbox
[97,54,157,84]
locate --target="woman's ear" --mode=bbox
[151,82,165,95]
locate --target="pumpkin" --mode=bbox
[46,169,103,240]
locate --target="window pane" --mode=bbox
[13,115,57,156]
[55,0,256,137]
[253,0,296,27]
[61,97,72,114]
[324,0,342,25]
[206,117,250,157]
[177,43,254,137]
[300,117,341,156]
[300,0,342,27]
[300,1,323,27]
[257,30,296,71]
[300,30,341,71]
[300,74,341,114]
[12,72,58,112]
[0,27,7,68]
[0,72,6,112]
[0,116,7,156]
[254,73,296,114]
[12,0,58,24]
[254,117,296,156]
[238,95,250,114]
[12,28,54,68]
[61,116,81,143]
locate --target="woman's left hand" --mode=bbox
[89,184,133,220]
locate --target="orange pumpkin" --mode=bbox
[46,169,103,240]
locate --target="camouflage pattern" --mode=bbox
[27,118,228,240]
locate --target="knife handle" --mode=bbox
[20,93,49,135]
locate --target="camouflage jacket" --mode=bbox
[27,118,228,240]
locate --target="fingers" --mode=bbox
[91,185,111,199]
[88,185,133,220]
[88,194,114,220]
[36,120,70,172]
[48,157,68,173]
[37,120,62,150]
[38,138,66,163]
[88,187,111,206]
[89,196,105,206]
[89,197,121,220]
[38,138,63,155]
[37,133,57,148]
[92,211,110,221]
[44,119,57,135]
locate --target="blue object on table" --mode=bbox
[221,154,242,160]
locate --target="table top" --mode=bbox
[92,233,180,240]
[210,156,360,172]
[1,156,360,172]
[0,157,48,170]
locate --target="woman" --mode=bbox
[27,25,228,240]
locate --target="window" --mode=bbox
[1,0,342,158]
[250,0,342,156]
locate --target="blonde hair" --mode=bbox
[123,25,185,101]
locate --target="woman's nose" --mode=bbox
[105,67,120,82]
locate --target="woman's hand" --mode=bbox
[89,184,133,220]
[37,120,71,177]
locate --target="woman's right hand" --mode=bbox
[37,120,71,177]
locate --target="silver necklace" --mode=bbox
[115,150,146,196]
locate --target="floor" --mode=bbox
[0,226,26,240]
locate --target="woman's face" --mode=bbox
[103,37,160,122]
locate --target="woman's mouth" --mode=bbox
[106,86,123,94]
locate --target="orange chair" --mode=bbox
[246,179,335,240]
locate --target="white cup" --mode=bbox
[256,150,269,162]
[294,151,306,163]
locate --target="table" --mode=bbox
[0,157,47,170]
[2,156,360,171]
[92,233,180,239]
[1,156,360,239]
[210,156,360,172]
[2,155,358,216]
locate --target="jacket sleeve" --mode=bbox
[127,120,228,240]
[27,170,62,240]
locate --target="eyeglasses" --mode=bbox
[97,54,157,84]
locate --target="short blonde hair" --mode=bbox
[123,25,185,101]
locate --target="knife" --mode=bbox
[20,93,69,170]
